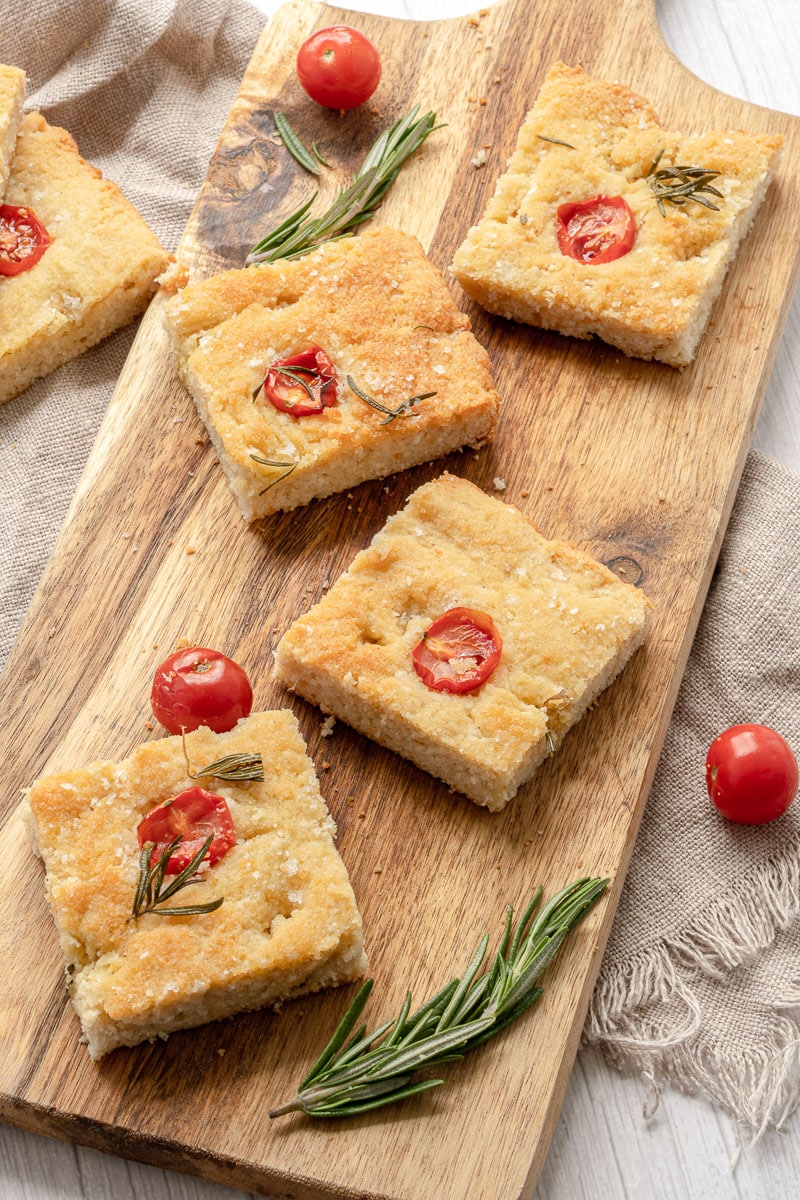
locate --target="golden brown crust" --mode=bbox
[0,63,25,198]
[25,711,366,1057]
[163,227,501,518]
[453,62,783,366]
[0,111,171,405]
[274,474,652,810]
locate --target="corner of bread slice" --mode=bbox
[0,64,25,198]
[0,110,171,405]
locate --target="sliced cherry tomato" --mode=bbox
[705,724,798,825]
[296,25,381,110]
[261,346,338,417]
[137,787,236,874]
[556,195,636,264]
[0,204,51,276]
[412,607,502,694]
[151,646,253,734]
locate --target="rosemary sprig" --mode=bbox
[248,452,298,495]
[270,875,609,1119]
[192,753,265,781]
[274,112,321,176]
[646,148,724,216]
[179,728,265,782]
[347,375,437,425]
[246,106,441,265]
[132,835,225,919]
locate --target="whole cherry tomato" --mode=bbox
[556,195,636,264]
[137,787,236,873]
[412,607,502,694]
[705,724,798,825]
[0,204,51,276]
[262,346,338,416]
[151,647,253,734]
[296,25,381,110]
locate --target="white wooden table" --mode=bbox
[2,0,799,1196]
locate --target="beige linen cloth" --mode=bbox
[3,0,800,1143]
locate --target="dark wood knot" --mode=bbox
[605,556,645,587]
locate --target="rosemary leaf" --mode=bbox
[192,753,265,782]
[248,452,298,495]
[274,111,321,175]
[180,729,265,782]
[270,875,609,1120]
[537,134,576,149]
[346,375,436,424]
[312,141,331,168]
[247,106,441,265]
[300,979,374,1089]
[271,367,317,407]
[132,835,224,919]
[647,148,723,216]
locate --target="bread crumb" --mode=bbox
[320,715,336,737]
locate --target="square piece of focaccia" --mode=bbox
[162,227,500,520]
[0,64,25,196]
[0,112,171,405]
[274,474,651,812]
[452,63,783,367]
[24,712,366,1059]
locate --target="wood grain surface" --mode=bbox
[2,1,800,1198]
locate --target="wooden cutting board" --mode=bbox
[2,1,799,1197]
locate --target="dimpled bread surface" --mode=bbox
[274,475,651,811]
[24,711,366,1059]
[0,64,25,197]
[162,226,500,519]
[452,63,783,366]
[0,112,170,405]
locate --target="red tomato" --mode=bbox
[296,25,381,110]
[556,195,636,264]
[151,647,253,734]
[137,787,236,874]
[262,346,338,417]
[705,724,798,825]
[0,204,51,276]
[412,607,502,694]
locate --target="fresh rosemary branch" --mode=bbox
[269,875,609,1119]
[132,835,225,919]
[346,375,437,425]
[246,106,441,265]
[274,112,321,176]
[646,148,724,216]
